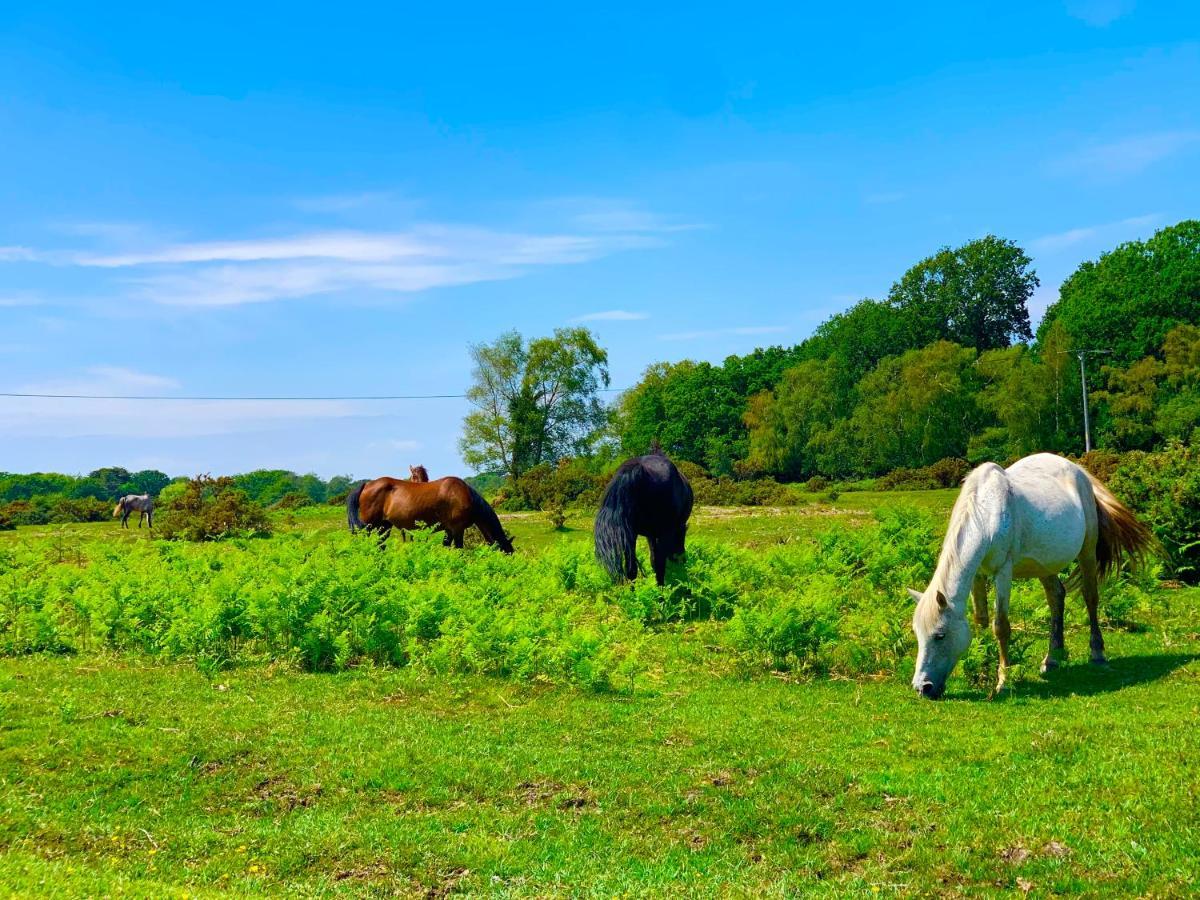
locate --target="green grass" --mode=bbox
[2,492,1199,896]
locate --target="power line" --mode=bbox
[0,388,628,402]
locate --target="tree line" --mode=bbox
[0,467,358,528]
[458,220,1198,487]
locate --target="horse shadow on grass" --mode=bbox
[1010,653,1199,700]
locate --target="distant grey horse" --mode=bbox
[113,494,154,529]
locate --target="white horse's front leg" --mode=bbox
[971,575,989,627]
[991,565,1013,696]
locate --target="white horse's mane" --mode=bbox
[917,463,1002,628]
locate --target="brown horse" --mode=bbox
[346,473,513,552]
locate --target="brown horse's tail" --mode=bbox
[467,485,513,553]
[346,481,368,533]
[1082,471,1156,583]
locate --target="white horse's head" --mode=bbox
[909,586,972,699]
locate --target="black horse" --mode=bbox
[594,448,693,585]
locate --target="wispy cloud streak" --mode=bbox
[3,218,676,308]
[1049,131,1199,178]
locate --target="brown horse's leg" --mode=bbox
[1040,575,1067,672]
[1080,557,1107,664]
[453,531,464,549]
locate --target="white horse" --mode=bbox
[113,494,154,529]
[910,453,1153,699]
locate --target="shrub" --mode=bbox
[546,503,567,530]
[0,495,110,526]
[877,467,936,491]
[926,457,971,487]
[878,458,970,491]
[1109,441,1200,583]
[1075,449,1123,482]
[804,475,830,492]
[273,491,314,509]
[155,475,273,542]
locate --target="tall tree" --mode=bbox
[1038,220,1200,368]
[460,328,610,480]
[849,341,983,473]
[615,360,745,473]
[888,235,1038,351]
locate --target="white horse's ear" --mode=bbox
[906,588,923,604]
[935,590,948,609]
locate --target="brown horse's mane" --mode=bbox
[408,464,430,482]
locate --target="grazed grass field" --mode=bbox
[2,492,1199,897]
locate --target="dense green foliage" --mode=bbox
[1,504,1166,685]
[154,475,273,542]
[1038,219,1200,368]
[0,467,173,504]
[615,222,1198,479]
[1110,442,1200,582]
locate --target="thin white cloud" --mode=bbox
[7,220,673,308]
[1049,131,1200,178]
[75,231,436,267]
[659,325,787,342]
[545,196,706,234]
[1065,0,1135,27]
[571,310,650,322]
[0,292,43,307]
[19,366,181,396]
[864,191,907,205]
[0,246,37,262]
[1030,213,1160,254]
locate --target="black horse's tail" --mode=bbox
[595,467,640,582]
[346,481,367,533]
[468,485,513,553]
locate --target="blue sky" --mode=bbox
[2,1,1198,479]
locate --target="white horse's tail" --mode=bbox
[1082,471,1156,582]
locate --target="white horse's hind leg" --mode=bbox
[1041,575,1067,672]
[992,566,1013,695]
[971,575,989,627]
[1080,557,1108,665]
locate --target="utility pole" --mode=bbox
[1062,349,1110,453]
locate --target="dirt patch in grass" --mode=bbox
[250,775,323,812]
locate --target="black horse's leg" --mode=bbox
[454,531,465,549]
[648,536,667,586]
[376,524,392,551]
